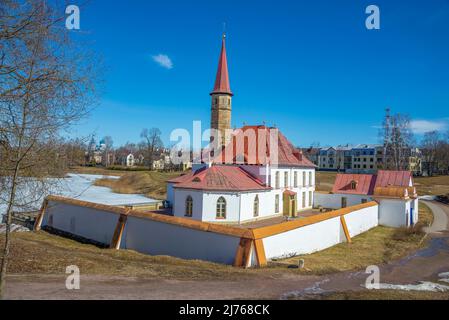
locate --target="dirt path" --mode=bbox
[5,201,449,300]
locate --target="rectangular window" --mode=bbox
[362,199,368,204]
[275,195,279,213]
[284,172,289,188]
[302,192,306,208]
[309,191,312,207]
[294,172,298,188]
[341,197,347,208]
[302,172,306,186]
[275,171,280,189]
[308,172,312,186]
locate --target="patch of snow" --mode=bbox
[0,224,30,233]
[419,195,437,201]
[377,282,449,292]
[0,173,157,217]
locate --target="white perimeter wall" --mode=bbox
[344,205,379,237]
[378,199,411,227]
[121,215,240,265]
[262,204,379,260]
[42,201,119,245]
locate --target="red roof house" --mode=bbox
[211,125,316,168]
[375,170,413,188]
[332,174,377,195]
[332,170,414,196]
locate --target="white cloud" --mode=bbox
[410,119,448,134]
[152,54,173,69]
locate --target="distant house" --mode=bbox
[126,154,135,167]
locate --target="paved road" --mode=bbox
[5,201,449,299]
[424,201,449,234]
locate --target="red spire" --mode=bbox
[211,34,233,96]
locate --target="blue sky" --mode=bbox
[68,0,449,148]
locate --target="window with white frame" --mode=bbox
[216,197,226,219]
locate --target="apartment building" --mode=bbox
[315,144,422,175]
[318,146,352,172]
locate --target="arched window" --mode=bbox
[185,196,193,217]
[275,171,280,189]
[253,195,259,217]
[216,197,226,219]
[350,180,357,190]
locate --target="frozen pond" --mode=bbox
[0,173,157,217]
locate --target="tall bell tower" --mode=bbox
[210,33,233,147]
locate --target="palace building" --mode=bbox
[167,35,317,223]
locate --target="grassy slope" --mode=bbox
[1,231,257,280]
[278,203,433,275]
[94,171,184,200]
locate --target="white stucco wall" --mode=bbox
[344,205,379,237]
[173,189,280,223]
[314,192,370,209]
[173,189,204,219]
[378,199,412,227]
[201,192,241,222]
[41,201,120,245]
[262,217,342,259]
[167,182,175,206]
[262,204,379,260]
[121,215,240,265]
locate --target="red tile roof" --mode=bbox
[212,125,316,168]
[375,170,412,188]
[332,174,377,195]
[210,35,232,96]
[332,170,413,196]
[171,165,270,192]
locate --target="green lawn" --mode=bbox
[277,203,432,275]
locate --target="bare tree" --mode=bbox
[101,136,114,167]
[380,109,415,170]
[421,131,440,176]
[0,1,98,298]
[140,128,163,170]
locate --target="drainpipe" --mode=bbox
[238,193,242,223]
